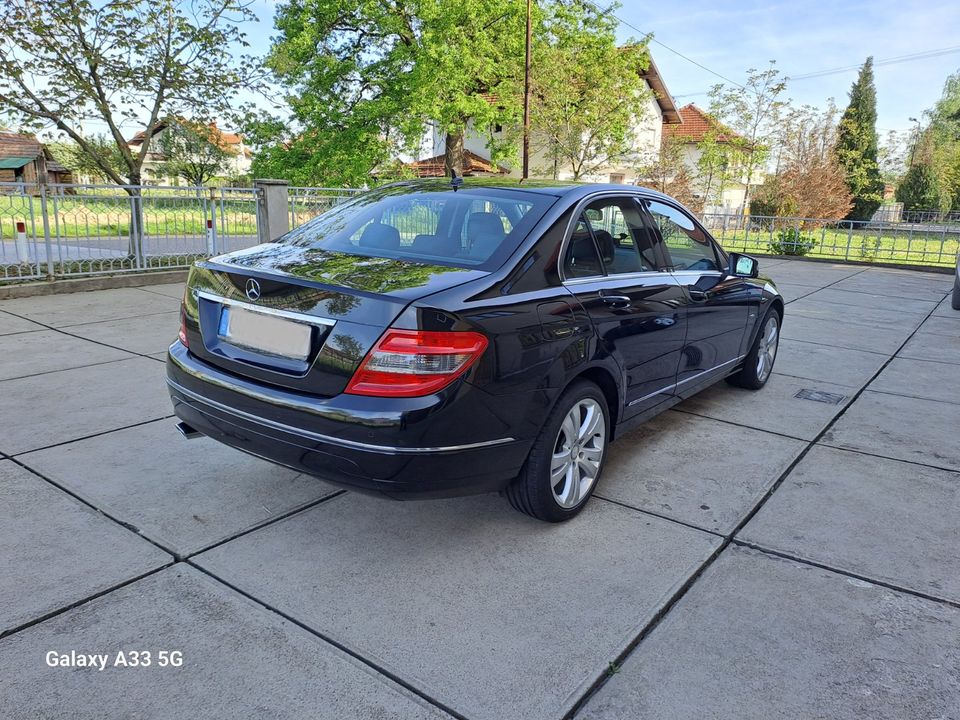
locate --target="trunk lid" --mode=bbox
[181,244,485,396]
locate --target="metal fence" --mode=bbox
[1,182,259,282]
[3,182,959,285]
[702,213,960,268]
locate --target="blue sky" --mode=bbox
[613,0,960,133]
[246,0,960,134]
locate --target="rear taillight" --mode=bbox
[345,329,488,397]
[178,307,189,347]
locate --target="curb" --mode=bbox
[0,270,189,300]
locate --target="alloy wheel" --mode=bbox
[756,315,779,383]
[550,399,606,509]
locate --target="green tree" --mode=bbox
[0,0,258,254]
[530,4,651,180]
[708,62,788,214]
[895,163,940,210]
[835,57,884,220]
[47,134,126,183]
[157,121,230,187]
[256,0,527,186]
[926,70,960,211]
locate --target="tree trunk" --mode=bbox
[126,175,145,263]
[444,129,465,177]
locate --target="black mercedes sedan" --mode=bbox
[167,180,782,521]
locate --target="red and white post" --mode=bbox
[14,220,30,264]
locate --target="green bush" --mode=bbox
[768,228,817,256]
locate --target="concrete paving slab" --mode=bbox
[0,565,451,720]
[831,271,952,301]
[578,546,960,720]
[897,327,960,364]
[785,297,926,330]
[918,314,960,336]
[137,282,186,299]
[195,493,721,720]
[741,446,960,603]
[65,312,180,356]
[0,357,171,455]
[0,311,44,336]
[0,460,170,634]
[598,411,805,534]
[0,286,178,327]
[870,357,960,405]
[0,329,131,380]
[19,419,338,556]
[801,287,940,315]
[676,373,856,441]
[762,262,864,287]
[766,282,817,303]
[780,314,911,353]
[931,295,960,317]
[774,338,887,388]
[823,390,960,471]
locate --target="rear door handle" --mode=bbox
[601,294,632,307]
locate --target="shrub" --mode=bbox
[769,228,817,256]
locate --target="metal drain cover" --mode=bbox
[795,388,846,405]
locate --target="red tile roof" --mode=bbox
[128,120,248,155]
[662,104,743,144]
[406,149,509,177]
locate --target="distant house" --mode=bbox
[0,132,74,187]
[126,120,252,184]
[403,149,511,178]
[661,104,760,214]
[411,53,682,184]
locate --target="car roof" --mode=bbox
[377,178,679,204]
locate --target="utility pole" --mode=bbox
[522,0,532,180]
[908,117,921,167]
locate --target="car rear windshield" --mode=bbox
[281,185,557,270]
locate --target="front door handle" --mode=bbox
[688,289,709,302]
[601,294,632,307]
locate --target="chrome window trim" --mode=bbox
[556,190,653,284]
[196,290,337,327]
[167,378,517,455]
[562,269,665,287]
[626,355,746,407]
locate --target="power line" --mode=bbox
[581,0,751,94]
[789,45,960,80]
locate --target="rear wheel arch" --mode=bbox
[568,366,620,438]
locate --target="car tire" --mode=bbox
[506,380,609,522]
[952,274,960,310]
[727,307,781,390]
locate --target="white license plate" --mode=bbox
[220,306,312,360]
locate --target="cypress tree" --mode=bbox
[836,57,885,220]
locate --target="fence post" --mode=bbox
[38,184,55,279]
[254,179,290,243]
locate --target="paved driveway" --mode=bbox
[1,259,958,719]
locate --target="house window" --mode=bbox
[609,173,625,184]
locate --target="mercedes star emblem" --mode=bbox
[245,278,261,301]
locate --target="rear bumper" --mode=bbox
[166,341,537,498]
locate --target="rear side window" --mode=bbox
[284,187,554,270]
[563,216,604,278]
[583,198,658,274]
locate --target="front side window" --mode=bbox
[645,200,722,272]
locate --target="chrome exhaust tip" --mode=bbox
[176,421,203,440]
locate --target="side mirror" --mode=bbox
[728,252,759,278]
